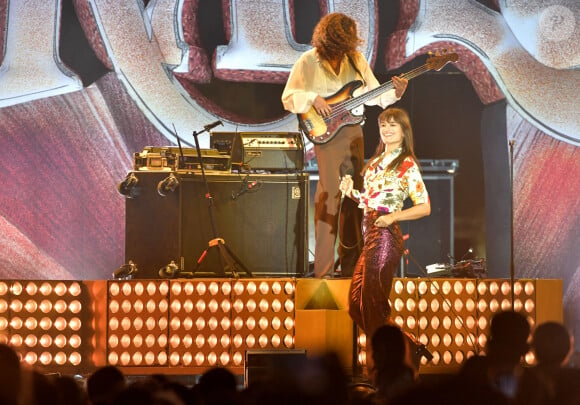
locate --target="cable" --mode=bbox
[337,198,363,251]
[405,247,482,355]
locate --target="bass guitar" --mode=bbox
[298,52,458,145]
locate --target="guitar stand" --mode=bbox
[195,237,253,278]
[187,122,253,279]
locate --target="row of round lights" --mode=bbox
[0,281,86,367]
[166,279,296,368]
[107,281,170,366]
[358,279,539,368]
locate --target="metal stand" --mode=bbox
[509,139,515,309]
[190,123,253,278]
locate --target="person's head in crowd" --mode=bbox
[52,375,88,405]
[370,325,417,403]
[86,365,126,405]
[17,370,60,405]
[487,310,531,361]
[197,367,238,405]
[111,384,154,405]
[371,324,409,371]
[532,321,573,366]
[0,343,21,405]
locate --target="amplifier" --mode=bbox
[210,131,304,172]
[240,132,304,172]
[133,146,230,172]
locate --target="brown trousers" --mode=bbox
[313,125,364,278]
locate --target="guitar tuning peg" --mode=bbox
[428,51,433,56]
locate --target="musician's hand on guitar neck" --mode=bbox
[312,95,332,118]
[393,75,408,99]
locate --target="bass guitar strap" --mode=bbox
[347,54,366,87]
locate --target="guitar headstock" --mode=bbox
[425,50,459,71]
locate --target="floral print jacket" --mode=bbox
[358,148,429,214]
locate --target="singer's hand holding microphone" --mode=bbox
[339,173,356,200]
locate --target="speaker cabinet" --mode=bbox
[399,174,454,275]
[180,173,309,277]
[244,349,307,387]
[125,172,308,278]
[125,171,180,278]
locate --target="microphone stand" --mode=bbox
[509,139,515,310]
[190,124,252,278]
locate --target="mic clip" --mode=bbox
[232,178,259,200]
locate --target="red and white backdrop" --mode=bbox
[0,1,579,341]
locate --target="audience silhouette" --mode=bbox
[516,321,580,405]
[369,324,417,404]
[0,313,578,405]
[458,310,531,399]
[0,343,21,405]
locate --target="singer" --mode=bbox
[339,108,430,339]
[281,13,408,278]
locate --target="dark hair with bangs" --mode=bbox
[363,108,420,174]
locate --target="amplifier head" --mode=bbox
[210,131,243,169]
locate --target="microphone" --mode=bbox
[204,120,223,131]
[447,247,474,264]
[232,180,259,200]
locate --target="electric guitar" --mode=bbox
[298,52,459,144]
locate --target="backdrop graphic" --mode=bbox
[0,0,578,343]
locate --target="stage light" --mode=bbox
[159,261,181,278]
[157,173,179,196]
[431,316,440,329]
[117,172,139,198]
[443,351,453,364]
[3,281,92,369]
[1,277,557,376]
[107,280,169,367]
[357,350,367,366]
[431,300,440,312]
[501,299,511,310]
[394,280,404,294]
[525,299,535,312]
[394,298,404,312]
[478,299,487,312]
[10,334,23,346]
[169,280,232,367]
[478,334,487,348]
[113,261,138,280]
[394,316,404,328]
[477,282,487,295]
[466,316,476,329]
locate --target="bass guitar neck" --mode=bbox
[298,51,459,145]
